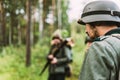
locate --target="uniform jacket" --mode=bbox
[79,28,120,80]
[48,44,73,74]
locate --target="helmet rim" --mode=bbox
[78,14,120,25]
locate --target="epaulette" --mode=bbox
[94,36,110,41]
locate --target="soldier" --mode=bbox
[77,0,120,80]
[47,30,73,80]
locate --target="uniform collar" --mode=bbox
[94,28,120,41]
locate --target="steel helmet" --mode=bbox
[78,0,120,25]
[52,29,62,40]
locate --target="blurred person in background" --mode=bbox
[47,30,73,80]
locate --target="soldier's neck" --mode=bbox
[96,26,118,36]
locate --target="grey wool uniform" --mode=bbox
[79,28,120,80]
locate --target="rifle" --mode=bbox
[39,39,68,76]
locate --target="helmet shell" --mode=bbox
[52,29,62,40]
[78,0,120,25]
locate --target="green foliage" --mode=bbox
[62,29,69,38]
[0,45,49,80]
[0,27,86,80]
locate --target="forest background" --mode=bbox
[0,0,87,80]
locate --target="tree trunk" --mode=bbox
[17,20,22,45]
[0,0,6,46]
[26,0,31,67]
[57,0,62,29]
[38,0,43,39]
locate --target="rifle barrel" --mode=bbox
[39,61,49,75]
